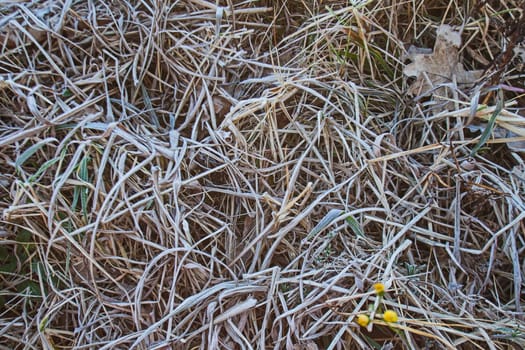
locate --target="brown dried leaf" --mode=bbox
[403,25,482,100]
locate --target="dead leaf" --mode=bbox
[403,25,482,104]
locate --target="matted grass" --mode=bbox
[1,0,524,349]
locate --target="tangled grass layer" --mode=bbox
[1,1,524,349]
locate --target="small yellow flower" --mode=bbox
[383,310,398,323]
[356,314,370,327]
[373,283,385,296]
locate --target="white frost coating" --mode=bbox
[436,24,462,47]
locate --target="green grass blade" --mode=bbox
[345,215,365,237]
[28,157,61,183]
[471,90,504,156]
[307,209,343,240]
[15,138,57,172]
[78,155,90,220]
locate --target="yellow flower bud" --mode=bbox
[373,283,385,296]
[383,310,398,323]
[356,314,370,327]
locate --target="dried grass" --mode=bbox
[0,0,524,349]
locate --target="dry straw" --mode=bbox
[0,0,524,349]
